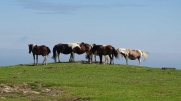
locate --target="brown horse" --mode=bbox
[116,48,149,66]
[28,44,51,65]
[72,42,92,63]
[87,44,119,64]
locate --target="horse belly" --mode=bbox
[62,51,71,54]
[75,51,85,54]
[128,55,137,60]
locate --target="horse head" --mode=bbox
[28,44,37,54]
[92,45,101,54]
[28,44,33,53]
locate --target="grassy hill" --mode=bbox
[0,62,181,101]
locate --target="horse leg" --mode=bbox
[45,56,47,65]
[90,54,93,63]
[58,53,61,62]
[107,57,109,64]
[99,55,102,64]
[42,56,45,65]
[54,53,57,62]
[69,52,74,62]
[111,54,114,64]
[138,58,141,66]
[72,52,75,62]
[69,53,72,62]
[104,56,106,64]
[109,54,112,64]
[33,54,35,65]
[125,56,128,65]
[88,53,92,64]
[94,55,96,62]
[42,56,47,65]
[36,55,38,65]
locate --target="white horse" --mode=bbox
[117,48,149,66]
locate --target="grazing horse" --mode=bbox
[72,42,92,63]
[87,44,119,64]
[116,48,149,66]
[28,44,51,65]
[51,43,80,62]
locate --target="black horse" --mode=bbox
[51,43,74,62]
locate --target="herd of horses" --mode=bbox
[28,42,149,66]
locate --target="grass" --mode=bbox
[0,62,181,101]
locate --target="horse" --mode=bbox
[72,42,93,63]
[28,44,51,65]
[104,55,110,64]
[51,42,81,62]
[116,48,149,66]
[92,51,109,64]
[87,44,119,64]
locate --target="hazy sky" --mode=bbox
[0,0,181,68]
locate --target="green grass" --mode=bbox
[0,62,181,101]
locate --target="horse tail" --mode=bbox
[141,51,149,61]
[51,45,57,59]
[46,47,51,55]
[112,47,119,59]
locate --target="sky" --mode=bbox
[0,0,181,69]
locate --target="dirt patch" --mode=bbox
[0,82,63,99]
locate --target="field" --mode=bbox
[0,62,181,101]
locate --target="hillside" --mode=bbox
[0,62,181,101]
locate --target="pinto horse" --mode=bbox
[116,48,149,66]
[51,42,81,62]
[72,42,92,63]
[28,44,51,65]
[52,43,72,62]
[87,44,119,64]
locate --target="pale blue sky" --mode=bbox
[0,0,181,68]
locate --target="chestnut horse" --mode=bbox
[87,44,119,64]
[51,43,80,62]
[28,44,51,65]
[116,48,149,66]
[72,42,92,63]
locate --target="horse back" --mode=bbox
[95,45,113,55]
[61,44,72,54]
[128,50,141,60]
[32,45,48,55]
